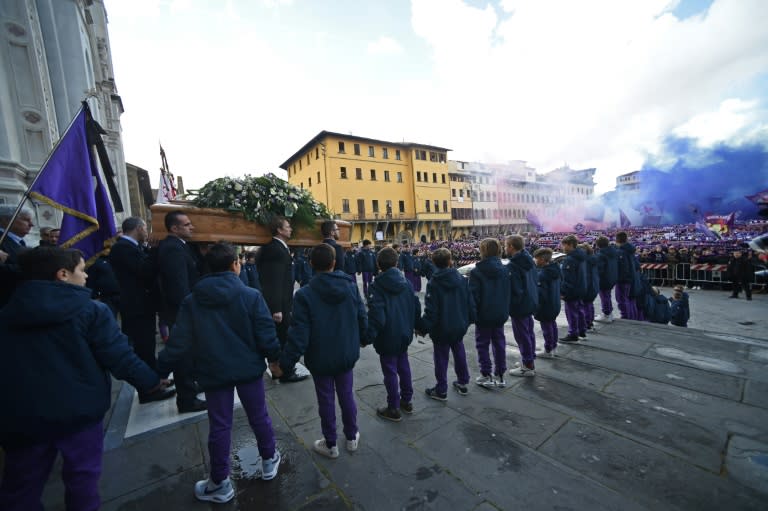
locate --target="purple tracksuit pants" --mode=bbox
[380,352,414,409]
[313,369,358,448]
[615,283,637,320]
[564,300,587,336]
[539,320,558,352]
[475,325,507,377]
[598,288,614,315]
[206,378,276,483]
[433,339,470,394]
[0,420,103,511]
[511,316,536,365]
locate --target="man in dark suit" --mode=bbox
[157,211,207,412]
[321,220,345,272]
[257,216,308,383]
[109,217,175,404]
[0,206,33,307]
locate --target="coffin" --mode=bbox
[149,202,352,247]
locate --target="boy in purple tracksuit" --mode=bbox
[615,231,639,320]
[0,247,168,511]
[533,248,562,357]
[419,248,476,400]
[469,238,511,387]
[560,235,588,343]
[280,243,368,459]
[506,235,540,377]
[365,247,422,421]
[594,236,618,323]
[580,243,600,330]
[158,243,283,503]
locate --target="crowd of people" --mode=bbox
[0,203,765,508]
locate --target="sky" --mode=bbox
[104,0,768,196]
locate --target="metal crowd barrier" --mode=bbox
[639,262,760,287]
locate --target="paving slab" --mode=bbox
[413,414,648,511]
[293,413,485,510]
[528,355,620,390]
[538,420,765,511]
[743,380,768,410]
[564,346,744,400]
[511,376,724,471]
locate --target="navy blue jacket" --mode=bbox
[239,262,261,290]
[398,251,415,272]
[0,281,159,443]
[158,272,280,391]
[344,250,358,275]
[281,271,367,376]
[366,267,421,356]
[469,257,511,328]
[561,248,587,302]
[421,267,475,344]
[616,243,638,284]
[648,293,671,324]
[670,293,690,327]
[535,262,562,322]
[584,253,600,302]
[508,250,539,317]
[420,257,437,280]
[357,248,377,273]
[596,245,619,290]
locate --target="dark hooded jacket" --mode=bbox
[670,292,690,327]
[561,247,588,302]
[596,245,619,290]
[584,253,600,302]
[508,250,540,317]
[281,271,367,376]
[648,292,671,325]
[421,267,475,344]
[356,248,377,273]
[158,272,281,390]
[616,242,637,284]
[398,251,415,273]
[366,267,421,356]
[469,257,511,327]
[535,262,562,322]
[0,281,159,444]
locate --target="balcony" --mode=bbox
[337,212,409,222]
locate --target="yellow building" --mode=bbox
[280,131,451,244]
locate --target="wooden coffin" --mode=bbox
[149,202,352,248]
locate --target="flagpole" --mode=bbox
[0,103,87,248]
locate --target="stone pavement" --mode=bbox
[37,288,768,510]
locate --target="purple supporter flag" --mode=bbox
[619,209,631,228]
[29,105,116,264]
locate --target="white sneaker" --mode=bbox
[536,349,556,358]
[313,439,340,459]
[475,375,495,388]
[194,477,235,503]
[509,365,536,377]
[346,431,360,452]
[594,313,610,323]
[495,375,506,388]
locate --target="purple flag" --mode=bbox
[619,209,631,228]
[29,105,116,264]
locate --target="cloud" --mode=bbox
[408,0,768,192]
[367,36,404,56]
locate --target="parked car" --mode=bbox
[457,252,566,277]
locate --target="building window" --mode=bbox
[308,177,312,187]
[368,145,375,157]
[452,189,456,197]
[340,167,347,179]
[382,148,388,159]
[415,150,427,160]
[416,172,421,182]
[395,150,401,160]
[307,154,310,165]
[316,147,319,159]
[384,170,390,182]
[425,200,430,212]
[429,151,438,162]
[459,189,464,198]
[398,200,405,213]
[434,200,439,212]
[385,200,392,217]
[317,171,321,184]
[338,141,345,153]
[300,182,303,189]
[432,173,437,183]
[342,199,350,213]
[370,169,376,180]
[372,200,379,213]
[356,168,362,180]
[441,174,446,184]
[443,200,448,212]
[397,171,403,183]
[354,143,360,155]
[299,160,302,170]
